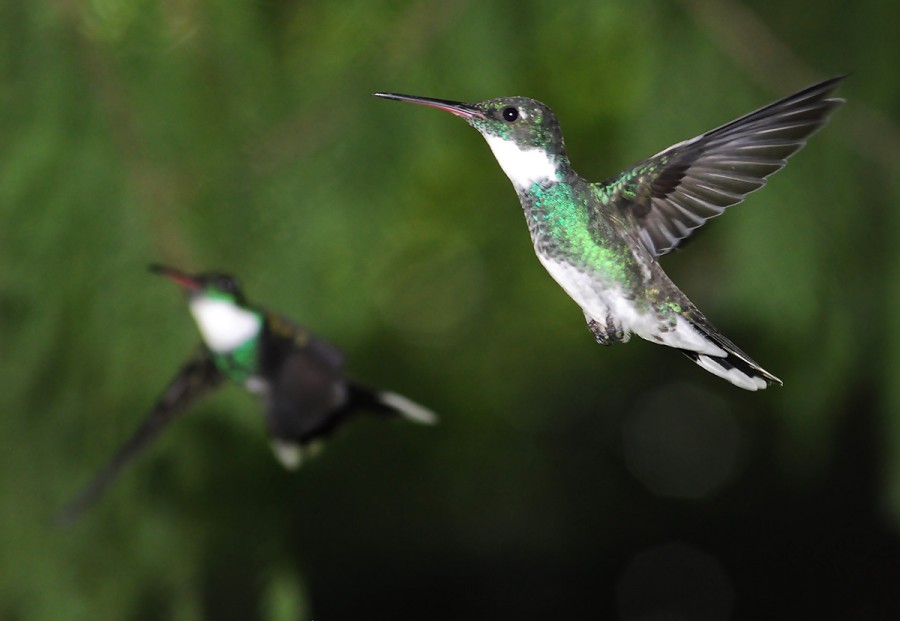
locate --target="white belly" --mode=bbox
[535,254,723,356]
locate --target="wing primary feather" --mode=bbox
[608,76,845,256]
[56,351,222,526]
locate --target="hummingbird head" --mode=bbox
[150,264,261,353]
[149,264,247,306]
[374,92,569,191]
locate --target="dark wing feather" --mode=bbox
[259,312,349,443]
[264,348,350,442]
[607,76,845,256]
[57,349,223,525]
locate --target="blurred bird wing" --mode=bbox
[607,76,844,256]
[263,309,345,368]
[57,349,223,525]
[261,333,349,453]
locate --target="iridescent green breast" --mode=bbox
[210,337,260,384]
[524,180,639,289]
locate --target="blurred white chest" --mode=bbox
[189,297,262,353]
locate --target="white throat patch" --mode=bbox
[189,296,262,353]
[483,134,557,191]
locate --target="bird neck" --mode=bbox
[482,134,569,192]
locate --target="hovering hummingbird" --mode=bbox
[58,265,436,523]
[375,77,844,390]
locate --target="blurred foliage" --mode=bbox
[1,0,899,619]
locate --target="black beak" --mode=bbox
[373,92,484,120]
[149,264,201,291]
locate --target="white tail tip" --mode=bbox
[378,391,438,425]
[693,354,770,391]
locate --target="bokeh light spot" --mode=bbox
[617,542,734,621]
[622,383,744,500]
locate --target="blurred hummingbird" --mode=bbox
[375,77,844,390]
[58,265,436,523]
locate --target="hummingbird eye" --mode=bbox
[217,276,238,292]
[502,107,519,122]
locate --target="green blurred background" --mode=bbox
[2,0,899,618]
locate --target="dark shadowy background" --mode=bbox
[2,0,899,619]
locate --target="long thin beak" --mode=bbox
[373,92,483,119]
[148,264,201,291]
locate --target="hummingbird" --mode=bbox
[58,265,436,523]
[374,77,844,390]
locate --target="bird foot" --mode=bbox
[588,317,625,346]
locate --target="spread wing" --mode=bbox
[606,76,844,256]
[57,349,223,525]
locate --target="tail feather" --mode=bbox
[349,382,438,425]
[681,322,782,391]
[376,391,438,425]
